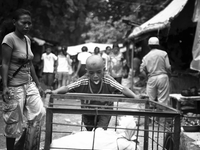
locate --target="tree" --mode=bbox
[82,15,134,43]
[0,0,172,46]
[0,0,90,45]
[81,0,172,44]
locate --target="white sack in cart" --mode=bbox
[50,116,140,150]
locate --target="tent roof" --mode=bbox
[67,43,123,55]
[32,37,46,46]
[128,0,188,39]
[32,37,58,46]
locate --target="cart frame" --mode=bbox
[44,93,181,150]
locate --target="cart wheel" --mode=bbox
[164,133,174,150]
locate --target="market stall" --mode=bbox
[170,94,200,114]
[67,42,124,56]
[169,93,200,150]
[126,0,200,149]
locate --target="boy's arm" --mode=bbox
[104,74,140,99]
[121,87,140,99]
[46,86,69,94]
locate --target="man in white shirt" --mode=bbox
[41,46,57,89]
[75,46,91,77]
[101,46,111,72]
[140,37,171,106]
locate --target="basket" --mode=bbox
[182,126,200,132]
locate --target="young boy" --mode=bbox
[47,55,140,131]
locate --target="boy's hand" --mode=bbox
[45,89,54,94]
[139,94,149,99]
[134,95,141,99]
[134,94,148,99]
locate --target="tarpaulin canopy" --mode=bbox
[33,37,46,46]
[128,0,188,39]
[32,37,55,46]
[67,42,123,55]
[190,0,200,71]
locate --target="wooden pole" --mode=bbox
[131,42,135,91]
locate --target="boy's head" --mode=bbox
[86,55,105,84]
[46,47,52,55]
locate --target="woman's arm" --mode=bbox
[2,44,12,90]
[30,61,41,87]
[75,61,81,76]
[66,55,72,65]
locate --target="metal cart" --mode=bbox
[43,93,181,150]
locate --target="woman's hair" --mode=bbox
[112,43,119,48]
[13,9,31,20]
[94,47,100,51]
[94,47,100,54]
[106,46,111,50]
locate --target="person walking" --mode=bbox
[101,46,111,72]
[109,43,124,84]
[57,47,73,88]
[41,46,57,89]
[75,46,91,77]
[1,9,46,150]
[140,37,171,106]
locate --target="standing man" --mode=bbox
[101,46,111,73]
[140,37,171,106]
[75,46,91,77]
[41,46,57,89]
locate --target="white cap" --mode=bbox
[148,37,159,45]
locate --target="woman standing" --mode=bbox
[109,43,124,84]
[1,9,45,150]
[57,47,73,88]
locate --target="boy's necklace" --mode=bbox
[89,80,103,94]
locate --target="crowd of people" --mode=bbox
[41,42,127,90]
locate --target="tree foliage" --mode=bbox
[82,0,172,44]
[0,0,172,46]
